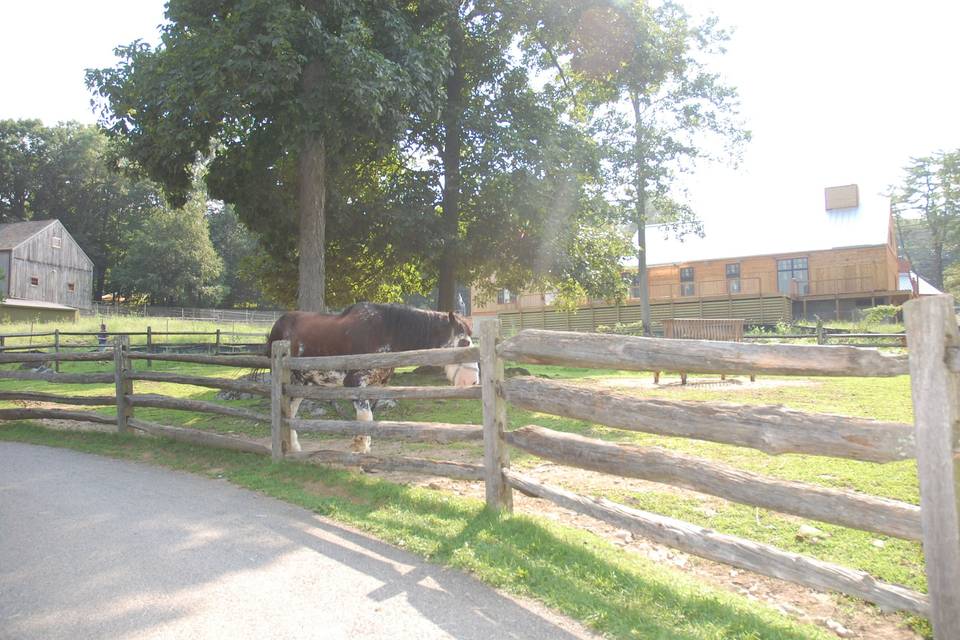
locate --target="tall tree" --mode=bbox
[542,0,748,333]
[207,203,269,307]
[110,192,223,306]
[0,120,48,222]
[891,150,960,291]
[404,1,629,311]
[87,0,448,312]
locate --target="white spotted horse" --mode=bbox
[266,303,479,453]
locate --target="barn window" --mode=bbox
[679,267,694,282]
[67,282,75,292]
[496,288,513,304]
[52,236,63,249]
[30,276,39,286]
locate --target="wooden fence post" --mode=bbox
[270,340,291,461]
[54,329,60,372]
[114,335,132,433]
[146,326,152,368]
[478,318,513,512]
[215,328,221,355]
[905,294,960,639]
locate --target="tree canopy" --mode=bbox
[534,0,749,331]
[87,0,449,311]
[891,150,960,292]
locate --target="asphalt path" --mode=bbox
[0,442,595,640]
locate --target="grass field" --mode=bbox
[0,317,269,350]
[0,345,928,638]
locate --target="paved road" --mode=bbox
[0,443,595,640]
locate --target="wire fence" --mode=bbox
[81,303,285,324]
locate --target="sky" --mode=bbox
[1,0,959,235]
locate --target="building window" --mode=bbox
[728,279,741,294]
[30,276,39,286]
[51,236,62,249]
[777,257,809,295]
[679,267,695,296]
[496,288,512,305]
[629,273,643,299]
[725,263,740,278]
[67,282,75,292]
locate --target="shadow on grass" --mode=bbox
[1,422,829,640]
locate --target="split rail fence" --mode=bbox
[0,295,958,638]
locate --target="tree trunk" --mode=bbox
[631,93,652,336]
[297,134,326,312]
[436,15,465,313]
[932,238,945,291]
[296,58,327,312]
[636,206,651,335]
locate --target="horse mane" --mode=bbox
[345,302,456,351]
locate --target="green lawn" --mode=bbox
[0,316,269,350]
[0,353,928,638]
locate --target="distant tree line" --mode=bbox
[0,119,269,307]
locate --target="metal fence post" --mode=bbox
[271,340,291,460]
[114,335,132,433]
[905,294,960,639]
[478,318,513,512]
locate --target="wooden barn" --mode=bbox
[473,184,933,333]
[0,219,93,322]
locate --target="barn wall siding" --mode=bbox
[9,221,93,310]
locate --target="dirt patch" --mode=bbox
[357,454,921,640]
[596,376,818,392]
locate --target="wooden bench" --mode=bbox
[655,319,755,384]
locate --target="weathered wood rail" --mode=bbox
[483,296,960,638]
[2,298,958,636]
[271,342,485,477]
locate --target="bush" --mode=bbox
[860,304,901,325]
[595,321,645,336]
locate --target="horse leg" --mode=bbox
[346,371,372,454]
[288,396,303,453]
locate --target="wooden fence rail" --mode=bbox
[2,302,958,636]
[502,470,929,616]
[503,376,916,463]
[481,297,959,636]
[499,329,908,376]
[503,425,921,540]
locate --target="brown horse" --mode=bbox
[266,303,478,453]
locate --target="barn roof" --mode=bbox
[0,219,58,250]
[625,188,892,267]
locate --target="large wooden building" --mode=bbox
[473,185,928,333]
[0,220,94,321]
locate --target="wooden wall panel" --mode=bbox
[10,221,93,309]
